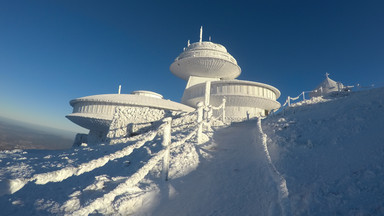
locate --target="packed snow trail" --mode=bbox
[152,121,283,216]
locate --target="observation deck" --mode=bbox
[170,41,241,80]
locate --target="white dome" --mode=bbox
[131,90,163,99]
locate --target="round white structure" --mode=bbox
[131,90,164,99]
[170,41,241,80]
[182,80,281,120]
[171,27,281,121]
[310,73,346,98]
[66,91,194,144]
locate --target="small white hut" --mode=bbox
[310,73,346,97]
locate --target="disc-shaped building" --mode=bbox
[170,27,281,121]
[66,91,193,144]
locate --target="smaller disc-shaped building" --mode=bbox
[171,27,281,121]
[66,90,194,144]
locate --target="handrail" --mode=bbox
[67,111,203,215]
[6,130,159,195]
[5,100,218,216]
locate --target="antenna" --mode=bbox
[199,26,203,43]
[118,85,121,94]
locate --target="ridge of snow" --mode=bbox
[257,117,291,216]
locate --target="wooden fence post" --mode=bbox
[196,102,204,144]
[162,117,172,181]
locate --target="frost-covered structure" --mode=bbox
[66,90,193,145]
[171,27,281,121]
[310,73,346,98]
[67,27,281,143]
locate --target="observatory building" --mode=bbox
[171,27,281,121]
[67,27,281,144]
[310,73,347,98]
[66,90,193,144]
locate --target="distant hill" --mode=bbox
[0,117,75,150]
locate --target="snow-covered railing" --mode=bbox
[208,98,226,123]
[270,90,312,115]
[201,98,227,127]
[5,110,199,194]
[67,113,203,215]
[281,91,308,107]
[3,100,216,215]
[5,130,159,195]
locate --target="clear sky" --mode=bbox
[1,0,383,133]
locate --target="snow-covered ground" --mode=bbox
[264,88,384,215]
[0,87,383,215]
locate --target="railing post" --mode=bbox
[162,117,172,181]
[287,96,291,107]
[203,106,210,122]
[196,102,204,144]
[207,105,213,122]
[204,81,211,106]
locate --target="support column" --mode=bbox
[204,81,211,106]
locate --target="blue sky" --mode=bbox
[1,0,383,133]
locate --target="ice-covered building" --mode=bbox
[67,27,281,144]
[171,27,281,121]
[66,90,193,144]
[310,73,346,98]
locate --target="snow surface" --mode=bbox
[0,87,383,215]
